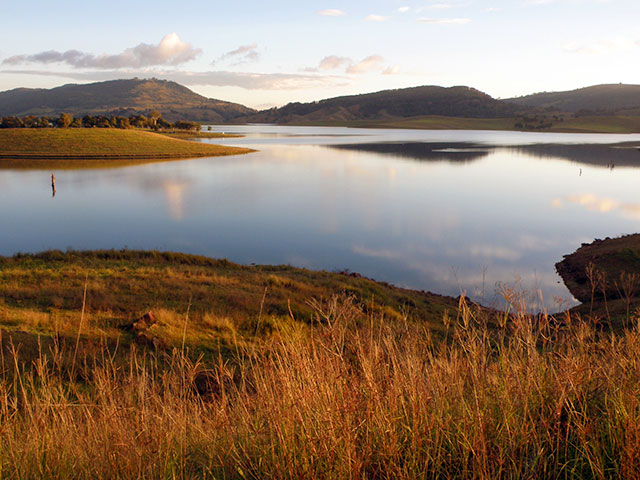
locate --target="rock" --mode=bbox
[121,311,156,331]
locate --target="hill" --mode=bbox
[507,84,640,114]
[0,78,255,122]
[240,85,522,124]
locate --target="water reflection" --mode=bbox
[553,193,640,220]
[327,141,640,169]
[4,126,640,312]
[330,142,492,163]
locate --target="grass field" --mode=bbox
[276,114,640,133]
[3,249,640,477]
[0,250,457,359]
[549,115,640,133]
[0,128,253,162]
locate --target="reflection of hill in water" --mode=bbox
[329,142,640,168]
[511,143,640,168]
[329,142,492,163]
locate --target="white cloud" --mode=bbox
[318,55,352,70]
[0,68,348,91]
[365,14,389,21]
[564,36,636,55]
[427,3,454,9]
[317,9,345,16]
[382,65,401,75]
[417,17,471,24]
[2,33,201,69]
[305,54,390,75]
[398,6,410,12]
[214,43,260,65]
[346,55,385,74]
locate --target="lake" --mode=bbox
[3,125,640,312]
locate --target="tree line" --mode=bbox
[0,111,200,131]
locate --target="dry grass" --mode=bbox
[1,292,640,479]
[0,128,253,160]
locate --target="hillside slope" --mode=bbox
[0,78,255,122]
[507,84,640,114]
[241,85,521,124]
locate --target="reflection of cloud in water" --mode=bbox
[553,192,640,219]
[352,238,576,312]
[163,181,186,221]
[469,244,521,261]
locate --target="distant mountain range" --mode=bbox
[0,78,255,122]
[238,86,519,123]
[2,79,640,125]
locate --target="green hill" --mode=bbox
[241,85,521,124]
[507,84,640,114]
[0,78,255,122]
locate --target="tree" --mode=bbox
[148,110,162,129]
[173,120,200,132]
[0,116,23,128]
[57,113,74,128]
[130,115,148,128]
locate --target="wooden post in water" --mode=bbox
[51,173,56,197]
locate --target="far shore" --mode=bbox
[229,114,640,134]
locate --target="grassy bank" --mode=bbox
[0,250,456,359]
[0,128,253,162]
[2,282,640,478]
[4,249,640,477]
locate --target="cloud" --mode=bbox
[214,43,260,65]
[365,14,389,21]
[398,6,410,12]
[0,68,347,91]
[417,17,471,24]
[317,9,345,16]
[318,55,352,71]
[2,33,201,69]
[346,55,385,74]
[382,65,401,75]
[427,3,454,9]
[305,54,389,75]
[564,36,636,55]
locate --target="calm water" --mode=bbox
[4,125,640,311]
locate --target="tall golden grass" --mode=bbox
[1,293,639,479]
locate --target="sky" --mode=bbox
[1,0,639,109]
